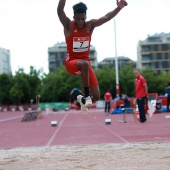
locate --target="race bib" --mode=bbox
[73,37,90,52]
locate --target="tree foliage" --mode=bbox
[41,66,82,102]
[0,65,169,104]
[119,64,136,97]
[0,73,13,104]
[95,66,116,99]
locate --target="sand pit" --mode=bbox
[0,142,170,170]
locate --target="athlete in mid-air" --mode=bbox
[57,0,128,113]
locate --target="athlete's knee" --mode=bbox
[77,60,89,70]
[82,61,89,71]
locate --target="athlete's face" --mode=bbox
[73,13,86,29]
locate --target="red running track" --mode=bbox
[0,109,170,149]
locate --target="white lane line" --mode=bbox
[88,115,129,143]
[46,113,68,146]
[0,116,23,123]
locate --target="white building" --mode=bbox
[0,47,11,74]
[137,33,170,73]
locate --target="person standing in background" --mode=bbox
[165,82,170,112]
[70,88,84,107]
[70,88,84,103]
[120,94,131,109]
[134,69,148,123]
[104,90,112,116]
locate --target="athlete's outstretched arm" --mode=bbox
[90,0,128,28]
[57,0,71,28]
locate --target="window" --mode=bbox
[49,61,56,67]
[167,44,170,50]
[2,53,9,72]
[154,45,159,51]
[167,38,170,42]
[49,54,56,61]
[89,51,94,56]
[156,53,162,60]
[150,45,156,51]
[151,62,155,69]
[161,53,165,59]
[148,37,161,42]
[142,63,151,67]
[142,54,150,61]
[162,61,168,68]
[141,45,150,52]
[165,53,168,59]
[59,52,66,59]
[56,60,61,67]
[151,53,157,60]
[162,44,167,51]
[155,62,159,68]
[158,44,162,51]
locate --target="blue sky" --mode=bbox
[0,0,169,74]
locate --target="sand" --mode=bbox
[0,142,170,170]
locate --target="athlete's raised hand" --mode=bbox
[117,0,128,9]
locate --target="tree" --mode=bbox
[153,71,170,95]
[1,64,170,104]
[141,67,158,94]
[95,66,116,99]
[0,73,13,104]
[41,66,82,102]
[28,66,43,101]
[119,64,136,96]
[9,66,43,104]
[140,67,170,95]
[9,68,30,104]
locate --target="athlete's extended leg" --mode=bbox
[88,67,100,101]
[90,86,100,101]
[76,60,89,88]
[76,60,93,108]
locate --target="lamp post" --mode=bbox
[114,18,120,97]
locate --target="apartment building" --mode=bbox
[0,47,11,74]
[137,33,170,73]
[48,42,98,72]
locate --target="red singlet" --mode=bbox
[104,92,112,102]
[65,21,98,86]
[135,76,147,99]
[66,21,91,61]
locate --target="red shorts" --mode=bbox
[65,59,98,87]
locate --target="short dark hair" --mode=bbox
[73,2,87,15]
[168,82,170,86]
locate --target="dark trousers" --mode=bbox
[167,97,170,111]
[137,97,147,122]
[105,102,110,113]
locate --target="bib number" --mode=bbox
[73,37,90,52]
